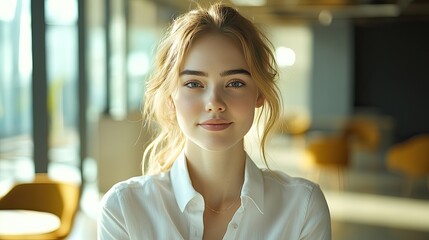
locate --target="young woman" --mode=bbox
[98,3,331,240]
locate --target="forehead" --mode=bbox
[181,33,249,72]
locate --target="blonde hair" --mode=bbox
[142,3,281,174]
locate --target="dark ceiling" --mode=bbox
[153,0,429,24]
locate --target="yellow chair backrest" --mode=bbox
[343,118,380,151]
[387,134,429,177]
[307,135,349,167]
[0,175,81,239]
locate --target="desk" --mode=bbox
[0,210,60,235]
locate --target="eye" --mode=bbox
[184,81,203,88]
[227,81,245,88]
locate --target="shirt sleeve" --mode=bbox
[300,185,332,240]
[97,188,129,240]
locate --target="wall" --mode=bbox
[269,25,313,119]
[354,20,429,143]
[96,112,153,193]
[310,20,354,131]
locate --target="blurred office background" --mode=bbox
[0,0,429,239]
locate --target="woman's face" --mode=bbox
[172,33,264,152]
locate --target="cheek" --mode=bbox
[230,92,259,111]
[173,94,202,120]
[228,99,257,124]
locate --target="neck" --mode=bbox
[184,141,246,208]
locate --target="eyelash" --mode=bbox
[183,80,246,89]
[184,81,203,88]
[227,80,246,88]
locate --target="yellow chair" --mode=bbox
[387,134,429,194]
[277,114,311,136]
[0,174,81,240]
[307,135,349,167]
[306,134,350,189]
[341,117,383,170]
[343,117,380,152]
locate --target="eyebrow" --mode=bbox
[179,70,208,77]
[220,69,251,77]
[179,68,251,77]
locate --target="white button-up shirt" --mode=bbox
[98,153,331,240]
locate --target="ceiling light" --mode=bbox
[276,47,296,67]
[230,0,266,7]
[318,10,333,26]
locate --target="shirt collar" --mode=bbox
[170,152,199,213]
[170,151,265,214]
[242,154,265,214]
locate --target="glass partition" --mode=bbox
[0,0,34,180]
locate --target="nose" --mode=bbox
[205,88,226,113]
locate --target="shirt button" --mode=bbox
[232,223,238,229]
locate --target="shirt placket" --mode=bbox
[222,204,246,240]
[188,198,204,240]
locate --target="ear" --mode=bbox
[255,92,265,108]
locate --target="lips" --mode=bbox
[198,119,232,131]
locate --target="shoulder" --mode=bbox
[100,172,172,207]
[261,169,328,207]
[262,169,319,193]
[98,172,180,239]
[261,169,331,231]
[263,172,333,238]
